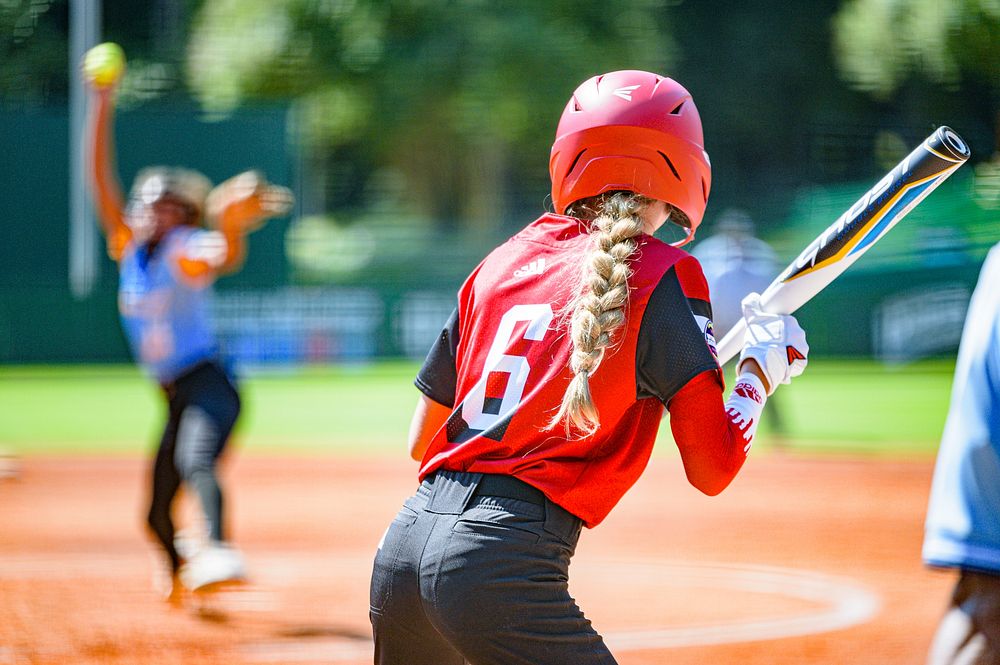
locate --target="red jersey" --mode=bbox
[415,213,725,527]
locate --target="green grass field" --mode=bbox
[0,358,955,457]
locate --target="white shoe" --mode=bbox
[179,542,247,593]
[174,526,207,561]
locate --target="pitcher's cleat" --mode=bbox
[153,567,187,607]
[164,573,187,606]
[179,542,247,594]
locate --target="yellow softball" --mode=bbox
[83,42,126,88]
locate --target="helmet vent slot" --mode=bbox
[702,177,708,202]
[658,152,682,181]
[669,101,686,115]
[572,98,582,112]
[567,149,587,178]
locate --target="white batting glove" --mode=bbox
[725,372,768,451]
[737,293,808,395]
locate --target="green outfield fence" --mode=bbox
[0,104,993,365]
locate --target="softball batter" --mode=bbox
[924,242,1000,664]
[83,47,293,603]
[370,69,808,664]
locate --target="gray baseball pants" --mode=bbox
[369,469,617,665]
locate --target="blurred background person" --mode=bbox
[923,242,1000,665]
[691,208,787,437]
[691,208,779,339]
[82,43,294,604]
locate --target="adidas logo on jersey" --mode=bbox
[513,258,547,278]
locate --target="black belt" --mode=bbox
[472,473,546,506]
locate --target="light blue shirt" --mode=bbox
[118,227,219,383]
[691,233,778,338]
[924,243,1000,572]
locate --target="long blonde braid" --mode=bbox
[550,191,649,435]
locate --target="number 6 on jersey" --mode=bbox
[462,304,554,431]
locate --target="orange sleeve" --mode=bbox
[204,173,299,275]
[85,87,131,261]
[176,257,216,283]
[208,195,262,275]
[215,225,247,275]
[167,230,230,289]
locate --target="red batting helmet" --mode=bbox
[549,70,712,246]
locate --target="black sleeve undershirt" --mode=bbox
[414,307,460,407]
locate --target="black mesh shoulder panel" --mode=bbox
[636,267,720,404]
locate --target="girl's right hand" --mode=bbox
[736,293,808,395]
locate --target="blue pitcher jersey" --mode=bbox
[117,227,220,383]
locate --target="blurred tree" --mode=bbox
[0,0,202,108]
[832,0,999,147]
[666,0,874,206]
[186,0,677,229]
[0,0,69,107]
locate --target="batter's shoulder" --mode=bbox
[634,236,709,299]
[635,233,694,263]
[511,213,586,246]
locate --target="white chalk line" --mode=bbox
[594,559,880,650]
[241,558,880,661]
[0,552,880,661]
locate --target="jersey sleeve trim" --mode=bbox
[414,306,460,408]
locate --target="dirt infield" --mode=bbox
[0,452,949,664]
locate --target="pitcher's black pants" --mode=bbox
[147,361,240,571]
